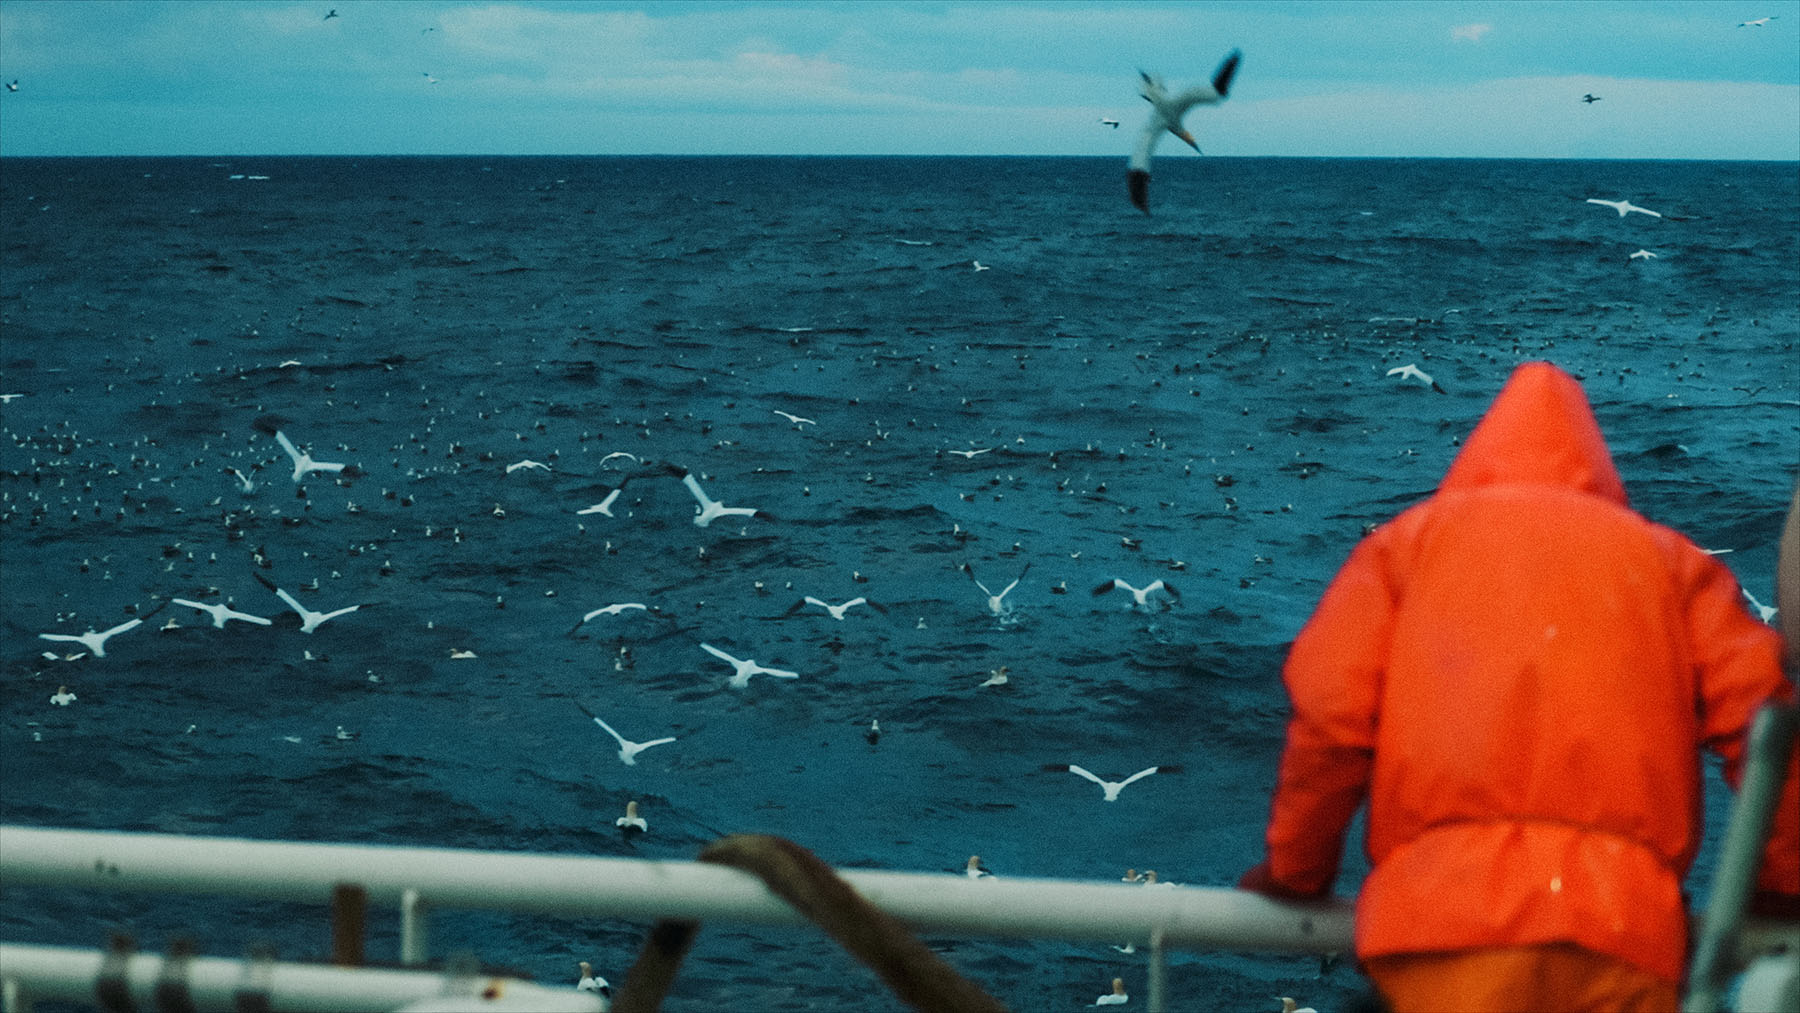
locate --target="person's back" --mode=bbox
[1244,362,1798,1012]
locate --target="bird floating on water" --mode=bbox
[1129,48,1241,213]
[577,962,610,996]
[50,686,77,706]
[1094,978,1129,1006]
[616,800,648,833]
[965,855,993,879]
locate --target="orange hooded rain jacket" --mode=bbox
[1258,361,1799,984]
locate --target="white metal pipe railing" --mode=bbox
[0,825,1355,954]
[0,943,603,1013]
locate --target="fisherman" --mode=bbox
[1238,361,1800,1011]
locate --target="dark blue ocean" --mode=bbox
[2,155,1797,1011]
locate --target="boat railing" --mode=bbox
[3,702,1793,1012]
[0,823,1350,1012]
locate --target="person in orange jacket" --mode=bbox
[1238,361,1800,1012]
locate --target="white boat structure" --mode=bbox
[0,704,1793,1012]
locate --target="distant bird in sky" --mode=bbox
[5,80,18,93]
[1044,763,1179,801]
[323,8,338,20]
[1098,117,1120,128]
[1586,197,1662,218]
[1582,93,1602,103]
[1738,16,1777,27]
[1629,248,1658,261]
[1386,363,1448,394]
[1129,48,1241,213]
[423,72,440,85]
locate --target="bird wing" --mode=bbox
[678,470,716,510]
[273,430,303,464]
[38,633,82,644]
[577,704,628,748]
[272,587,307,615]
[231,610,274,625]
[172,598,210,613]
[317,605,362,622]
[759,666,801,679]
[1153,580,1178,598]
[1091,579,1122,596]
[1062,764,1107,786]
[637,736,676,750]
[1117,766,1165,788]
[699,642,739,665]
[1128,118,1165,174]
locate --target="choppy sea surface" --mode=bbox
[2,155,1796,1012]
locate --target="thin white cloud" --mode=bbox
[1451,23,1494,44]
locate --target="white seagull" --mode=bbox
[577,703,676,765]
[1739,16,1777,27]
[254,574,366,633]
[1045,763,1180,801]
[1586,197,1662,218]
[1095,978,1129,1006]
[1629,248,1658,261]
[772,409,816,428]
[665,465,770,527]
[699,642,799,688]
[1386,363,1447,394]
[575,483,629,517]
[786,596,886,621]
[37,605,161,658]
[505,459,550,474]
[964,561,1031,616]
[1092,578,1179,609]
[616,799,648,833]
[575,601,649,624]
[171,598,273,629]
[1129,48,1242,213]
[273,430,348,482]
[965,855,994,879]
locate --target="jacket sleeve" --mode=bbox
[1677,538,1799,897]
[1261,532,1393,896]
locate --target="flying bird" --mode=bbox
[271,429,349,482]
[664,465,770,527]
[1386,363,1447,394]
[1586,197,1662,218]
[577,703,676,765]
[1098,117,1121,128]
[1045,763,1180,801]
[699,642,799,688]
[964,561,1030,616]
[1629,248,1658,261]
[1092,578,1179,610]
[5,81,17,93]
[786,596,886,621]
[38,610,159,659]
[323,9,338,20]
[1128,48,1241,213]
[570,602,650,632]
[171,598,273,629]
[1739,16,1777,27]
[422,72,440,85]
[1582,93,1602,103]
[253,573,366,633]
[772,409,816,428]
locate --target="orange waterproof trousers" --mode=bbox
[1363,943,1679,1013]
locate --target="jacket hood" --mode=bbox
[1438,361,1628,505]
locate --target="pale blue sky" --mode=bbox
[1,1,1796,158]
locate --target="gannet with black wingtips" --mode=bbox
[1129,48,1241,214]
